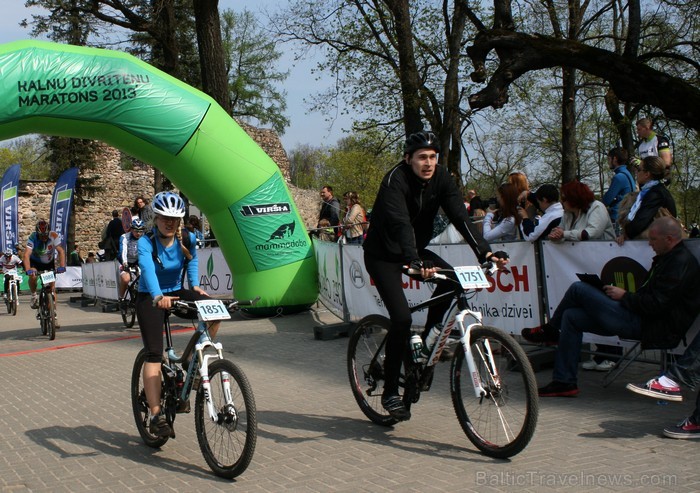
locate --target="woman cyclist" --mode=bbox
[118,218,146,301]
[136,191,219,438]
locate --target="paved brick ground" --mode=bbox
[0,293,698,492]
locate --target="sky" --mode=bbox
[0,0,350,151]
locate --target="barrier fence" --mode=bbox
[313,238,700,354]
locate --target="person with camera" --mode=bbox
[482,183,522,242]
[517,184,564,242]
[363,131,508,421]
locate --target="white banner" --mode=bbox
[542,240,700,353]
[55,266,82,289]
[81,263,96,298]
[194,248,234,296]
[314,239,345,320]
[338,241,541,334]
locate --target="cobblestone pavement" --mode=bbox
[0,293,698,492]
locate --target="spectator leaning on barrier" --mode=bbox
[517,184,563,242]
[522,217,700,397]
[548,181,615,243]
[482,183,521,242]
[617,156,677,242]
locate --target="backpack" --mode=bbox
[145,228,192,285]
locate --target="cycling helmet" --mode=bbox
[151,191,185,218]
[131,218,146,231]
[3,248,12,257]
[36,219,50,237]
[404,131,440,156]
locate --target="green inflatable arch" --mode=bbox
[0,40,318,310]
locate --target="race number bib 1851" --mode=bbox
[194,299,231,321]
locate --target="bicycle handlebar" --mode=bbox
[170,296,261,313]
[404,261,499,283]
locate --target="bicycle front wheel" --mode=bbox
[347,315,399,427]
[44,292,56,341]
[130,349,169,448]
[10,283,18,316]
[195,359,257,479]
[121,286,136,328]
[450,325,538,458]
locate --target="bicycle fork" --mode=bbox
[196,342,238,424]
[455,310,500,399]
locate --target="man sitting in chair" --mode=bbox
[521,217,700,397]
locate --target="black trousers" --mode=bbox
[363,249,454,396]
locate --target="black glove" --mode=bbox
[408,259,424,271]
[489,251,509,261]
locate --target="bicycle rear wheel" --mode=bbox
[347,315,399,427]
[195,359,257,479]
[131,349,170,448]
[121,286,136,328]
[450,325,538,458]
[10,283,18,316]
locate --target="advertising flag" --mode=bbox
[1,163,21,253]
[49,167,79,250]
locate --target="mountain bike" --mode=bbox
[131,297,259,479]
[348,263,539,458]
[35,270,58,340]
[4,269,22,316]
[119,266,139,328]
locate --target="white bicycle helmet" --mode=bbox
[151,191,185,218]
[131,218,146,231]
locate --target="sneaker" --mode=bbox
[54,317,60,330]
[538,381,579,397]
[381,394,411,421]
[30,295,38,309]
[663,417,700,439]
[521,323,558,344]
[626,378,682,402]
[149,414,175,438]
[582,359,616,371]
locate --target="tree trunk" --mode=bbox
[561,67,577,183]
[193,0,232,113]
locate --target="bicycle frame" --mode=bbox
[404,276,500,399]
[163,315,233,423]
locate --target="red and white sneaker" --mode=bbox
[626,378,682,402]
[664,417,700,439]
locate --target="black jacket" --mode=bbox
[621,241,700,348]
[624,183,676,239]
[363,162,490,263]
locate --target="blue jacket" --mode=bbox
[138,229,199,298]
[602,166,636,222]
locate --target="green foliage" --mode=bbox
[0,137,50,180]
[221,9,289,134]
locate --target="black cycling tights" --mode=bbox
[363,250,454,396]
[136,289,209,363]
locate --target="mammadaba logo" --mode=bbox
[240,203,291,216]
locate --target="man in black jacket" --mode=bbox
[363,131,507,420]
[531,217,700,397]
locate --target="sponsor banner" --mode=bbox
[81,263,96,298]
[542,240,700,353]
[49,167,78,251]
[314,239,345,320]
[0,44,209,154]
[55,266,82,289]
[1,163,20,252]
[92,261,120,300]
[339,241,540,334]
[229,174,312,271]
[196,247,234,296]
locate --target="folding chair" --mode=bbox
[602,338,684,388]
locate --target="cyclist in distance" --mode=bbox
[136,191,219,438]
[23,220,66,310]
[118,218,146,301]
[362,130,508,421]
[2,248,23,298]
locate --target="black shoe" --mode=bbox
[538,381,579,397]
[381,394,411,421]
[521,323,559,344]
[149,414,175,438]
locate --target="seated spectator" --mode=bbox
[316,219,336,242]
[522,217,700,397]
[518,184,563,242]
[482,183,521,242]
[548,181,615,242]
[617,156,676,242]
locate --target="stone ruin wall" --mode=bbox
[16,125,320,257]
